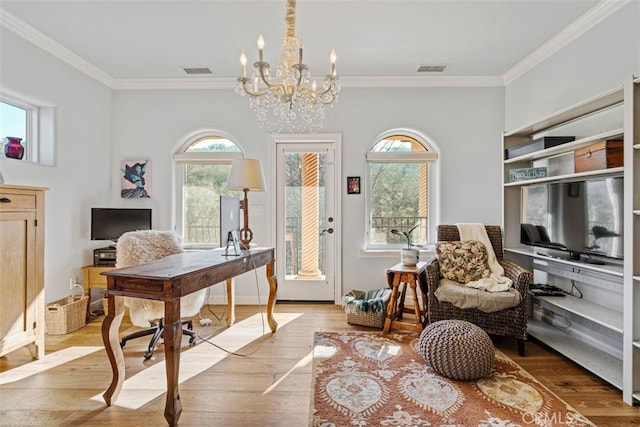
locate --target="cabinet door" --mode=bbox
[0,211,37,353]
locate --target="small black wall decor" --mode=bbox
[347,176,360,194]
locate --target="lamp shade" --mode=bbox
[226,158,267,191]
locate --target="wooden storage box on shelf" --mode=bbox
[574,140,623,173]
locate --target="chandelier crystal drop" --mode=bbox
[235,0,340,133]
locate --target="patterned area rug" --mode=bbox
[310,331,595,427]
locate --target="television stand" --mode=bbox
[584,258,606,265]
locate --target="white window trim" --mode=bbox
[173,151,243,163]
[363,128,440,252]
[366,151,438,162]
[172,129,245,248]
[1,89,55,166]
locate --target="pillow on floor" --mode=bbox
[436,240,491,284]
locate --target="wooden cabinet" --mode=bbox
[81,264,114,294]
[81,264,114,318]
[0,184,46,359]
[501,77,640,405]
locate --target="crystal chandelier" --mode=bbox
[235,0,340,133]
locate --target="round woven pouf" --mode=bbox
[418,319,495,380]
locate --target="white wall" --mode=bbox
[332,86,504,292]
[2,1,637,304]
[111,85,504,299]
[505,1,640,131]
[0,28,113,303]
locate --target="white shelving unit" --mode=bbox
[527,319,623,389]
[533,293,623,333]
[502,76,639,405]
[622,77,640,404]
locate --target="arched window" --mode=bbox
[366,131,438,250]
[174,132,243,248]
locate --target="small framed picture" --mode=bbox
[121,159,150,198]
[347,176,360,194]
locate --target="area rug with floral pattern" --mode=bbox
[310,331,595,427]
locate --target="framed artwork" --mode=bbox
[121,159,151,198]
[347,176,360,194]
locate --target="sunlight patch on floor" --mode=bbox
[92,312,302,409]
[263,349,313,395]
[0,346,103,385]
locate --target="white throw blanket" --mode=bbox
[456,223,513,292]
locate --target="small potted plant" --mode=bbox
[391,225,420,266]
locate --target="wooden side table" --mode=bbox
[383,262,428,333]
[82,264,115,320]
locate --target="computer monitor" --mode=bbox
[219,196,240,248]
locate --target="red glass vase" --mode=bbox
[4,137,24,160]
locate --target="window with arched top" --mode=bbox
[366,132,438,250]
[173,133,243,248]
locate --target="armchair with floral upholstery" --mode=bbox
[425,225,532,355]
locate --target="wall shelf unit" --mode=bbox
[622,77,640,406]
[527,319,623,389]
[502,76,639,406]
[504,128,624,165]
[503,167,623,187]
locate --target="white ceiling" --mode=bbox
[0,0,622,88]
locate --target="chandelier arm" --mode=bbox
[312,79,339,102]
[257,63,275,89]
[293,65,304,90]
[317,93,337,105]
[238,78,270,97]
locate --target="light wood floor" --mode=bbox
[0,304,638,426]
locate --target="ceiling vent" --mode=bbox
[182,67,213,75]
[417,64,447,73]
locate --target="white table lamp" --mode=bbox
[226,158,267,248]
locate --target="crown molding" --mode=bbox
[111,75,505,90]
[0,7,116,88]
[111,77,237,90]
[1,2,628,91]
[0,7,505,90]
[339,75,505,88]
[503,0,631,85]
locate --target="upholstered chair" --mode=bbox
[425,225,532,356]
[116,230,207,359]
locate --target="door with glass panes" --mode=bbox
[275,140,337,301]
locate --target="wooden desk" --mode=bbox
[101,248,278,426]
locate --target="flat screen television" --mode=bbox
[520,176,623,261]
[91,208,152,242]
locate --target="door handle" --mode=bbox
[320,228,334,236]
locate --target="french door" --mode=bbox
[272,136,341,301]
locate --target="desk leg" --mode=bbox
[102,293,125,406]
[163,299,183,426]
[266,262,278,333]
[226,278,235,327]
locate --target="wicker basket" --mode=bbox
[46,294,88,335]
[343,289,391,329]
[346,311,387,328]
